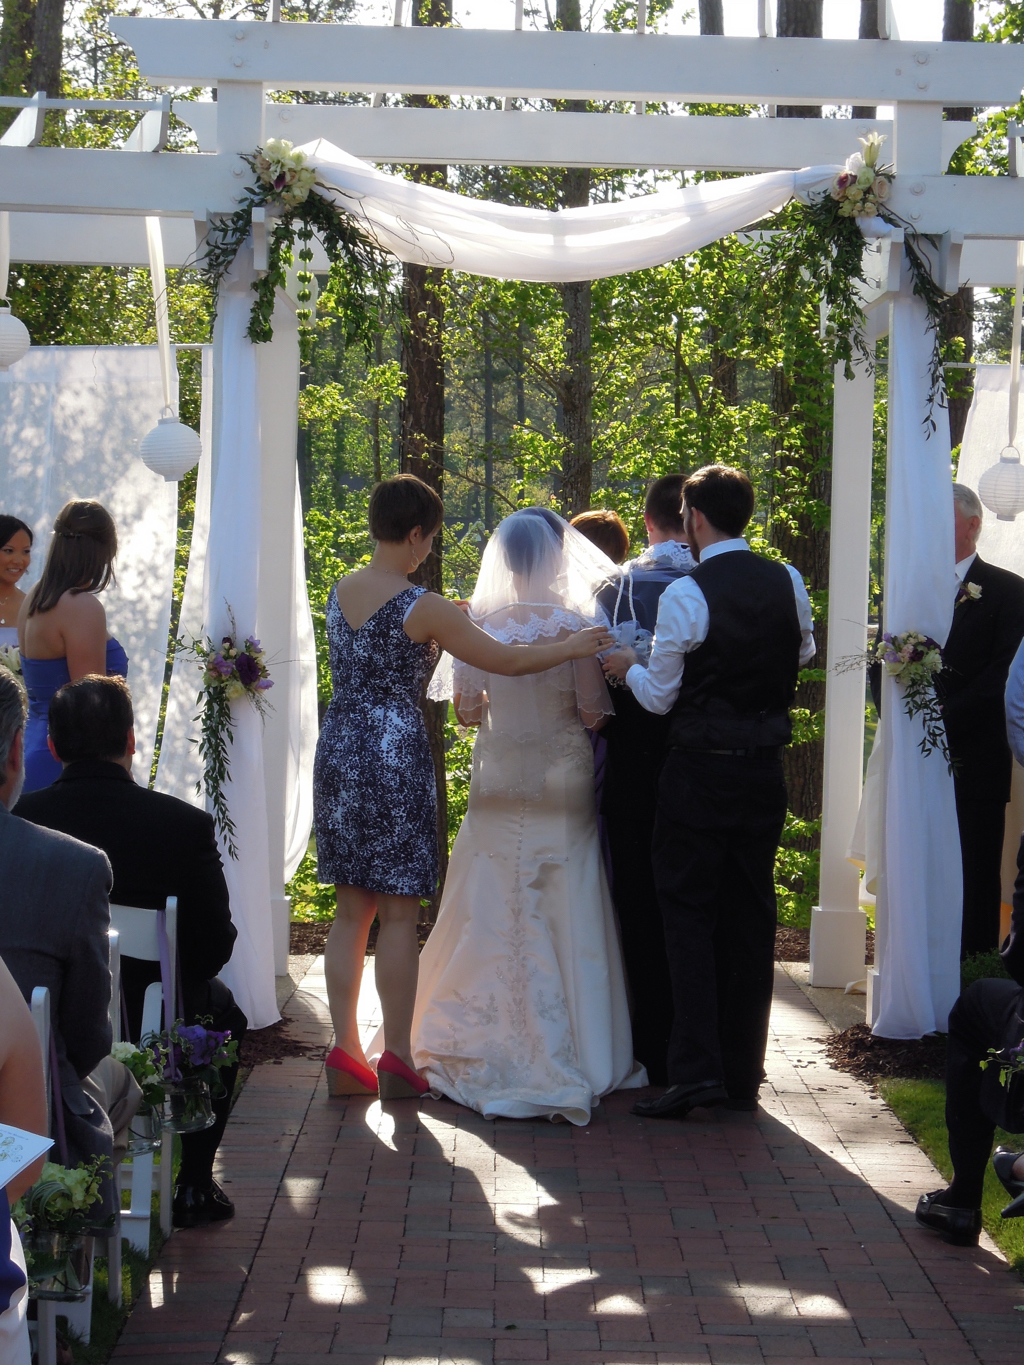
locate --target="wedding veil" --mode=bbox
[429,507,618,736]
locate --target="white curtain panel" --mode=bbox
[957,364,1024,578]
[302,141,838,283]
[872,269,962,1040]
[0,346,177,781]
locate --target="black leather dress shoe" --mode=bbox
[631,1080,728,1120]
[991,1147,1024,1219]
[173,1178,236,1229]
[914,1189,981,1246]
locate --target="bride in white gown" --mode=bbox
[412,507,646,1124]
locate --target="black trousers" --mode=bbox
[954,781,1007,960]
[651,750,787,1100]
[605,807,674,1086]
[946,977,1024,1207]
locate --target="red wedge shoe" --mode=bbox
[325,1047,378,1097]
[377,1050,430,1099]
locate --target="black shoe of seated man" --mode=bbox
[914,1189,981,1246]
[631,1080,728,1120]
[172,1178,235,1229]
[992,1147,1024,1219]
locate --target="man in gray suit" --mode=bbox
[0,670,115,1208]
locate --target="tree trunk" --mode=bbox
[29,0,63,97]
[554,0,593,519]
[852,0,879,121]
[0,0,34,137]
[773,0,828,843]
[402,0,451,918]
[775,0,822,119]
[942,1,975,449]
[698,0,723,35]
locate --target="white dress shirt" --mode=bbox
[625,539,816,715]
[955,551,978,588]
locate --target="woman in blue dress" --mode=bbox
[313,476,613,1100]
[17,501,127,793]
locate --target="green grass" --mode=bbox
[878,1078,1024,1273]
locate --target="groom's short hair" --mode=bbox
[645,475,687,535]
[683,465,754,538]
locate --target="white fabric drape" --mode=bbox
[280,479,318,882]
[155,257,282,1029]
[0,347,177,779]
[958,365,1024,577]
[302,140,838,283]
[872,267,962,1040]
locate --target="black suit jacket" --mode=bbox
[937,555,1024,801]
[16,761,236,1029]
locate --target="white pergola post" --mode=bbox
[809,355,873,985]
[257,294,302,975]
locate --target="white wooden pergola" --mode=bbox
[2,15,1022,1024]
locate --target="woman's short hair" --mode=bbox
[48,675,134,764]
[571,510,630,564]
[682,465,755,538]
[28,500,118,617]
[0,516,33,551]
[368,475,444,544]
[0,670,27,774]
[644,475,687,536]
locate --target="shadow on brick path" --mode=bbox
[111,966,1024,1365]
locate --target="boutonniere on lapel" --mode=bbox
[955,582,983,608]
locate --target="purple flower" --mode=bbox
[210,653,233,678]
[236,651,260,686]
[245,637,261,652]
[256,678,274,691]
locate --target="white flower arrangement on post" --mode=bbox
[829,131,893,219]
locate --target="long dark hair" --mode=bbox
[28,500,118,617]
[0,516,33,551]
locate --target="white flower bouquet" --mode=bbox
[829,133,893,220]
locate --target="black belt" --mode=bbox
[675,746,782,759]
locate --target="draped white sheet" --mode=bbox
[302,140,838,283]
[0,347,177,781]
[872,268,962,1040]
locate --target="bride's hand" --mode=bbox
[602,646,637,680]
[565,626,615,659]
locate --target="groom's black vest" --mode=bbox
[668,550,803,751]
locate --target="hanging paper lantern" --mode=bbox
[0,306,30,371]
[979,446,1024,523]
[139,415,202,483]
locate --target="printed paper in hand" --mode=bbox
[0,1124,51,1190]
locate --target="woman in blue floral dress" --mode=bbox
[313,476,612,1100]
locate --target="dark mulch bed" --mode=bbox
[239,1017,323,1067]
[289,919,434,957]
[774,925,875,963]
[824,1022,947,1082]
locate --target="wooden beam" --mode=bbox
[113,21,1024,107]
[176,101,975,173]
[0,147,242,215]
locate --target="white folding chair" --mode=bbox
[110,898,178,1251]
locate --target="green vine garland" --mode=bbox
[200,142,389,357]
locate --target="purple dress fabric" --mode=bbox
[313,586,440,898]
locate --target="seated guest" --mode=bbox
[0,953,49,1365]
[0,670,116,1221]
[915,635,1024,1247]
[16,675,244,1229]
[571,509,631,565]
[937,484,1024,960]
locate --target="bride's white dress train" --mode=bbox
[411,612,646,1125]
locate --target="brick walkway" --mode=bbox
[111,964,1024,1364]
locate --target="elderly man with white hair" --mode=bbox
[937,483,1024,960]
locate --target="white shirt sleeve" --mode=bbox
[624,577,710,715]
[787,564,817,668]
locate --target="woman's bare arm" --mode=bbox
[407,594,612,675]
[0,960,49,1200]
[61,593,109,680]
